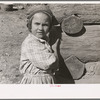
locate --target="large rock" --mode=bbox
[85,62,100,75]
[64,55,85,80]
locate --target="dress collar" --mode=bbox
[29,33,50,43]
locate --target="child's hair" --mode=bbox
[27,5,58,32]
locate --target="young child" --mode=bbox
[19,5,60,84]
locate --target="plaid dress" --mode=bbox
[19,33,58,84]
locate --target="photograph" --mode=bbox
[0,1,100,99]
[0,2,100,84]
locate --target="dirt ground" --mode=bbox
[0,5,28,84]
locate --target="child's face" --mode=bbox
[31,12,51,39]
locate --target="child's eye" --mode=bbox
[43,24,49,26]
[35,22,40,25]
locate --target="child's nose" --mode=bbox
[39,25,43,30]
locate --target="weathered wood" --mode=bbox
[61,16,83,34]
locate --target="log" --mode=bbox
[61,16,83,35]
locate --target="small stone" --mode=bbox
[0,70,2,72]
[15,74,19,77]
[5,53,10,56]
[19,32,23,34]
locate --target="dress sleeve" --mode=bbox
[20,40,58,71]
[19,41,40,74]
[19,58,40,74]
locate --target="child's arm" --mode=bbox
[20,40,58,73]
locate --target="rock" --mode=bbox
[85,62,100,75]
[64,55,85,80]
[95,62,100,75]
[13,5,24,10]
[1,4,13,11]
[85,62,96,75]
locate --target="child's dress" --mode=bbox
[19,33,58,84]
